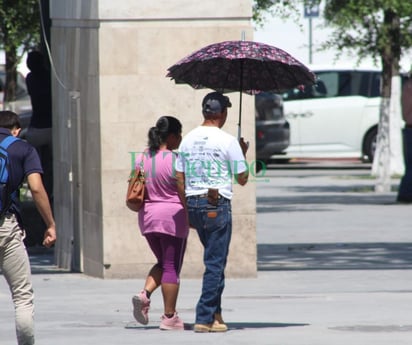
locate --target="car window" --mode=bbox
[336,71,352,96]
[370,72,381,97]
[281,71,339,100]
[315,72,336,97]
[281,87,303,101]
[255,92,284,121]
[281,70,383,101]
[317,71,363,97]
[335,72,365,97]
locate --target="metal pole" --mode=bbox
[309,17,313,64]
[238,31,246,139]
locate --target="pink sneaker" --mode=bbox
[132,290,150,325]
[159,312,184,330]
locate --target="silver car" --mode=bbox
[0,65,32,114]
[0,65,32,135]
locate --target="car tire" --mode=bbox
[272,158,290,164]
[255,159,267,173]
[363,127,377,162]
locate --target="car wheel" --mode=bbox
[363,127,377,162]
[272,158,290,164]
[255,159,267,173]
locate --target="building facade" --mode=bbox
[50,0,256,278]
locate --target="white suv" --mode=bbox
[278,66,382,162]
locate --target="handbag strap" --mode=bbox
[130,153,145,180]
[138,153,145,171]
[137,154,146,183]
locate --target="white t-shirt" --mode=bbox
[175,126,247,200]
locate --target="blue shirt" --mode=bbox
[0,128,43,222]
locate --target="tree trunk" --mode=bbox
[389,76,404,175]
[3,16,18,106]
[371,9,403,192]
[372,76,404,180]
[373,97,391,192]
[4,48,18,104]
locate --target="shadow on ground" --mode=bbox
[257,191,399,214]
[125,321,309,331]
[21,189,409,274]
[258,242,412,271]
[27,247,70,274]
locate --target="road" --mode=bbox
[1,162,411,345]
[257,162,410,270]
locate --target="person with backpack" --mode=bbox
[0,110,56,345]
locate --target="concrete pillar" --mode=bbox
[50,0,256,278]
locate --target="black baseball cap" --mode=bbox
[202,92,232,115]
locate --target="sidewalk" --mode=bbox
[1,166,412,345]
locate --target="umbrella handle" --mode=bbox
[238,61,243,140]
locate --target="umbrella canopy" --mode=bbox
[167,40,315,94]
[166,40,316,136]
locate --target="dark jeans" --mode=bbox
[397,128,412,202]
[186,195,232,324]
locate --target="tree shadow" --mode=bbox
[27,247,70,274]
[226,321,309,330]
[125,321,309,331]
[257,184,399,213]
[258,242,412,271]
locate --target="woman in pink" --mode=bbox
[132,116,189,330]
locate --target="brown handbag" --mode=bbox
[126,159,145,212]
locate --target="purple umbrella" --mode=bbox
[166,40,315,137]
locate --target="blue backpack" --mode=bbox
[0,136,19,217]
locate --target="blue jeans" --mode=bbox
[398,128,412,201]
[186,195,232,324]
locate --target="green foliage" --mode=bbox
[322,0,412,66]
[253,0,412,98]
[253,0,319,27]
[253,0,277,25]
[0,0,40,65]
[0,0,41,102]
[253,1,412,67]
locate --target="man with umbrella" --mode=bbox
[175,91,249,332]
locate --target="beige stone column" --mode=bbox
[50,0,256,278]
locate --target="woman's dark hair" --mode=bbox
[0,111,21,130]
[148,116,182,152]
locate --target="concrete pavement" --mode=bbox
[1,163,412,345]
